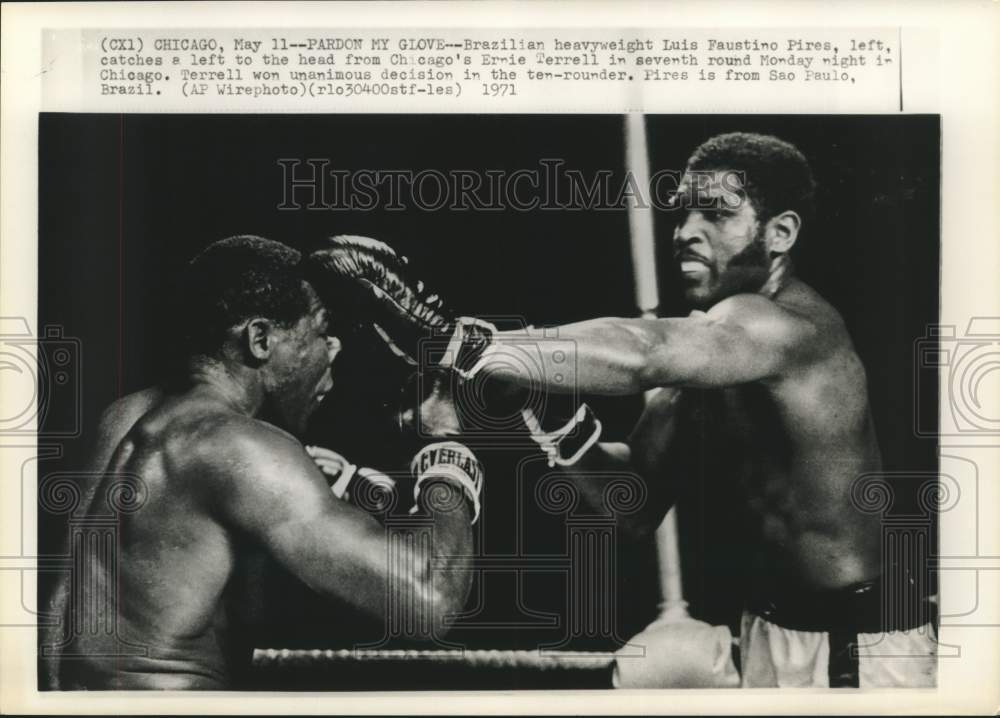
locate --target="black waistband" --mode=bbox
[746,570,937,634]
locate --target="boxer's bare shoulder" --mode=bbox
[159,405,333,512]
[88,386,309,501]
[705,278,847,370]
[84,386,164,471]
[96,386,165,436]
[115,392,335,525]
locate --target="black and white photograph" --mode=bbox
[33,112,942,691]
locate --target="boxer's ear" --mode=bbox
[765,210,801,256]
[244,317,275,360]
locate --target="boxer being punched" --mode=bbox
[351,134,937,688]
[43,235,480,689]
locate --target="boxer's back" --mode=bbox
[59,390,244,689]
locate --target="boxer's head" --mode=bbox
[671,133,815,308]
[178,235,340,433]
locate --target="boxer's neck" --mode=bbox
[760,254,794,299]
[187,358,264,417]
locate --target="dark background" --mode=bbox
[38,114,939,672]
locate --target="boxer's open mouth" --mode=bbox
[676,252,710,275]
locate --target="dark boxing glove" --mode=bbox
[304,235,452,365]
[304,235,496,373]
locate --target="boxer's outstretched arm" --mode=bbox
[208,419,473,635]
[488,294,818,394]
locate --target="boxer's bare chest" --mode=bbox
[676,373,883,587]
[683,384,790,480]
[678,382,813,549]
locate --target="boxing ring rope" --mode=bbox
[253,648,615,671]
[624,113,689,621]
[250,648,618,689]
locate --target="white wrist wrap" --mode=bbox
[522,404,603,467]
[410,441,484,523]
[447,317,499,381]
[329,461,358,500]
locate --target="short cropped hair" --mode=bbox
[177,235,311,357]
[686,132,816,225]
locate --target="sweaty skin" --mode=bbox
[482,170,882,591]
[569,281,883,590]
[44,296,473,689]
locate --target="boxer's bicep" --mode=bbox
[211,433,391,618]
[262,496,392,618]
[501,310,804,394]
[643,300,816,387]
[646,317,776,386]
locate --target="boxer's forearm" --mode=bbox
[628,387,682,476]
[564,389,684,539]
[576,443,677,540]
[296,500,472,638]
[562,442,646,535]
[400,444,479,630]
[492,318,691,395]
[418,490,474,622]
[624,388,685,535]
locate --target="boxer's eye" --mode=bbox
[706,206,736,223]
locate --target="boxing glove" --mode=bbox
[394,368,463,440]
[613,617,740,689]
[305,235,451,364]
[305,445,397,513]
[304,235,496,373]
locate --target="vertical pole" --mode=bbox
[623,113,689,621]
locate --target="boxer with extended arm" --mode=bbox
[345,134,937,688]
[43,236,480,689]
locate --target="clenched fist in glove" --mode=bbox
[613,617,739,688]
[303,235,495,371]
[305,445,398,514]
